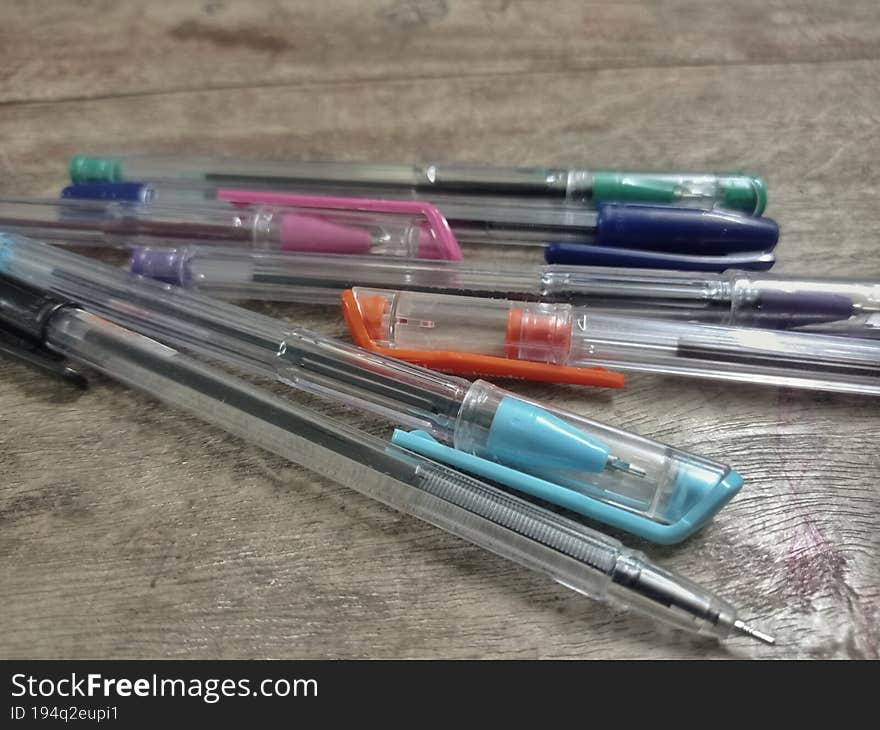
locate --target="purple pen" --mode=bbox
[125,246,880,335]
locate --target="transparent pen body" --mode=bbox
[126,183,607,247]
[74,182,781,251]
[433,198,602,245]
[70,155,766,214]
[729,272,880,334]
[354,288,880,396]
[126,246,880,337]
[539,268,880,332]
[39,306,750,641]
[0,196,455,258]
[0,234,739,532]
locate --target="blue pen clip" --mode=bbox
[544,243,776,272]
[391,429,743,544]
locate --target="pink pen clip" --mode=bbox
[217,189,462,261]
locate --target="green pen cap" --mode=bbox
[590,172,767,215]
[69,155,122,184]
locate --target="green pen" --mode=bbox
[69,155,768,216]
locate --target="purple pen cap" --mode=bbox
[130,247,191,286]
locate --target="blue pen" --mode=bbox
[544,243,777,271]
[0,232,744,543]
[63,183,779,254]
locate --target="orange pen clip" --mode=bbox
[340,290,625,388]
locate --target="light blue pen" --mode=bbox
[0,232,743,544]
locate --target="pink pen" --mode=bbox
[54,185,463,260]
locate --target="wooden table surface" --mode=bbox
[1,1,878,659]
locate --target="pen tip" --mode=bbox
[607,455,647,478]
[733,619,776,646]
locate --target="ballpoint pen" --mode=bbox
[0,273,774,647]
[341,287,880,397]
[68,155,769,215]
[0,234,745,544]
[62,183,780,255]
[0,194,462,260]
[126,246,880,336]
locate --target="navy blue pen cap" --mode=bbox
[544,243,776,272]
[61,182,152,202]
[595,203,778,254]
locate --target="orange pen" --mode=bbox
[341,288,625,389]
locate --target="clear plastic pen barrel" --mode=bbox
[70,155,767,214]
[401,198,603,246]
[0,234,742,539]
[69,182,781,251]
[540,268,880,332]
[0,197,445,257]
[126,246,880,337]
[562,311,880,394]
[130,246,547,305]
[38,306,756,642]
[355,288,880,396]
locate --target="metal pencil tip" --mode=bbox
[733,619,776,646]
[607,455,647,478]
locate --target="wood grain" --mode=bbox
[2,1,879,104]
[0,0,878,659]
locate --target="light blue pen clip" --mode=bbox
[392,399,743,545]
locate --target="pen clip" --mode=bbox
[340,290,625,389]
[392,429,741,544]
[0,324,87,388]
[544,243,776,272]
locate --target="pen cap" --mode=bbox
[54,189,463,260]
[544,243,777,272]
[590,172,767,216]
[130,247,268,300]
[69,155,209,185]
[452,380,741,538]
[343,289,625,389]
[130,247,195,285]
[61,182,154,203]
[352,288,576,365]
[70,155,122,184]
[215,190,463,260]
[62,182,219,207]
[595,204,779,254]
[59,183,463,260]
